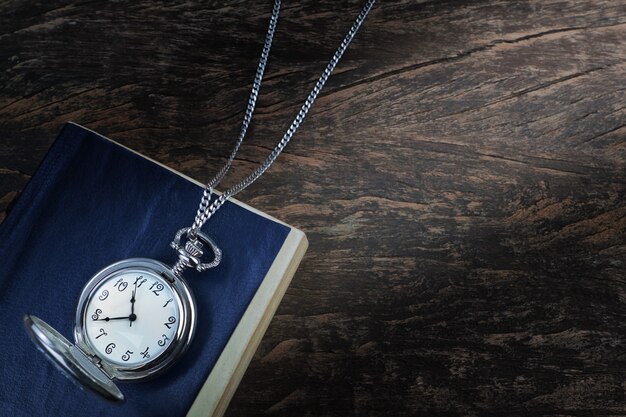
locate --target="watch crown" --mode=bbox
[184,240,203,258]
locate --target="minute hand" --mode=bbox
[130,288,136,327]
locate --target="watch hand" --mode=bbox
[94,316,130,321]
[130,288,136,327]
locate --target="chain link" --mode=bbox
[189,0,376,236]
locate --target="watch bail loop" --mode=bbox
[170,227,222,277]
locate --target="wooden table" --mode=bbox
[1,1,625,415]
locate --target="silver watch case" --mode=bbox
[24,258,197,403]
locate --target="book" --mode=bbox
[0,122,308,417]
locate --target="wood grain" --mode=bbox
[1,1,625,416]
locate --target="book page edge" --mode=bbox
[186,228,308,417]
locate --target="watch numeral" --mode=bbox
[121,350,134,362]
[95,328,107,339]
[105,343,116,354]
[150,282,164,296]
[98,290,109,301]
[163,298,173,308]
[91,308,102,320]
[113,278,128,292]
[164,316,176,329]
[141,347,150,359]
[135,275,147,288]
[157,334,169,347]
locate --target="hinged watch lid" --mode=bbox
[23,314,124,403]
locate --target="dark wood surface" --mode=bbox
[1,1,625,415]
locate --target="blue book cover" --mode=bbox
[0,123,305,417]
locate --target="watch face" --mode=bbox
[83,269,182,367]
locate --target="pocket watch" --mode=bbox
[24,229,221,402]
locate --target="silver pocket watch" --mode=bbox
[24,228,221,402]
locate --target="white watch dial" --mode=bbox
[84,269,181,366]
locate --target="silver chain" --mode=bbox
[188,0,376,237]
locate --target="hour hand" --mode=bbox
[94,315,130,322]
